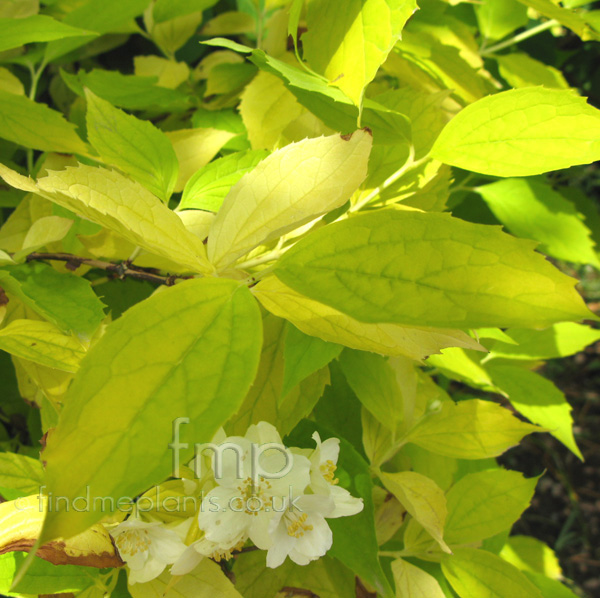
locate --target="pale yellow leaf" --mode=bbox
[254,276,484,360]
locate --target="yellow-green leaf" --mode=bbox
[405,399,540,459]
[487,364,583,459]
[129,559,241,597]
[381,471,450,552]
[432,88,600,176]
[208,130,372,269]
[0,15,97,52]
[0,495,123,568]
[391,558,446,598]
[0,319,85,373]
[302,0,419,107]
[0,90,87,154]
[41,278,262,541]
[274,209,593,329]
[444,470,537,545]
[85,89,179,202]
[254,276,484,360]
[30,164,212,273]
[442,548,543,598]
[500,536,562,579]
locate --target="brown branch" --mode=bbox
[26,252,192,286]
[280,588,319,598]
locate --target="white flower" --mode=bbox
[197,422,311,552]
[309,432,364,518]
[266,493,334,568]
[111,518,187,584]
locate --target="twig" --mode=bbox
[25,252,192,287]
[280,588,319,598]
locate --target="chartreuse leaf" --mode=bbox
[165,128,236,193]
[444,470,537,545]
[203,39,411,144]
[487,323,600,360]
[302,0,418,107]
[254,276,483,360]
[0,552,99,595]
[0,453,44,500]
[432,88,600,176]
[208,130,372,269]
[273,210,593,329]
[513,0,598,40]
[281,323,342,399]
[228,313,328,436]
[288,420,394,598]
[45,0,152,62]
[179,150,268,212]
[391,558,446,598]
[339,349,403,432]
[523,573,580,598]
[495,54,570,89]
[41,278,262,541]
[26,164,212,273]
[0,90,87,154]
[405,399,540,459]
[500,536,562,579]
[78,70,189,111]
[442,548,543,598]
[0,263,105,338]
[487,364,583,459]
[381,471,450,552]
[477,178,600,268]
[0,320,85,373]
[129,560,240,597]
[475,0,528,40]
[234,551,355,598]
[0,15,97,53]
[85,90,179,202]
[427,348,495,390]
[153,0,219,23]
[0,495,123,568]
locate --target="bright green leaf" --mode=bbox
[42,278,262,540]
[179,150,268,212]
[487,322,600,360]
[500,536,562,579]
[0,15,97,53]
[79,69,189,111]
[85,90,179,202]
[432,88,600,176]
[477,178,600,267]
[281,323,342,399]
[273,209,593,329]
[487,364,583,459]
[0,262,106,338]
